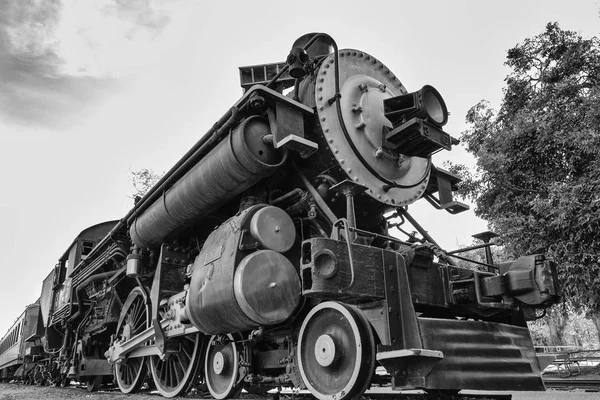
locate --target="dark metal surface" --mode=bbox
[418,318,544,391]
[301,237,385,301]
[149,244,189,355]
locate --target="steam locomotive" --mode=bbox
[0,33,560,399]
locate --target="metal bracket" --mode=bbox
[271,102,318,158]
[472,271,514,310]
[149,244,189,357]
[424,166,469,214]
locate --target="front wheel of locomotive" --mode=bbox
[149,333,205,398]
[297,302,376,400]
[204,334,243,400]
[114,287,149,394]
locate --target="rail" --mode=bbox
[544,378,600,389]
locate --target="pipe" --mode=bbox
[296,167,338,225]
[396,207,456,266]
[68,271,115,323]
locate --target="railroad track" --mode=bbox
[544,379,600,389]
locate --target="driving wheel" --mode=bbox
[149,333,205,398]
[297,301,376,400]
[115,287,149,394]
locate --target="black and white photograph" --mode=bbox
[0,1,599,399]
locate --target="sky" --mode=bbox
[0,0,598,336]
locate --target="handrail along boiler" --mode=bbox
[1,33,560,399]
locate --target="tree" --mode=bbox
[453,23,600,343]
[130,168,163,202]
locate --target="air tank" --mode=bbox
[130,117,285,248]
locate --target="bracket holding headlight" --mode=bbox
[384,85,449,127]
[383,85,457,158]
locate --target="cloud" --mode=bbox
[0,0,171,128]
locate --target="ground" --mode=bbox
[0,384,599,400]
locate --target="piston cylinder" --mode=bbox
[130,117,284,248]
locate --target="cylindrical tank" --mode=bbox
[130,117,285,248]
[186,205,300,335]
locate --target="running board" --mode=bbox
[377,349,443,389]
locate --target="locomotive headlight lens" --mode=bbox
[384,84,448,128]
[421,85,448,127]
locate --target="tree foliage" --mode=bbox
[454,23,600,316]
[130,168,163,201]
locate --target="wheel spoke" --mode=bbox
[182,345,192,361]
[133,303,145,331]
[150,334,202,397]
[174,356,185,381]
[160,359,167,382]
[115,288,148,394]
